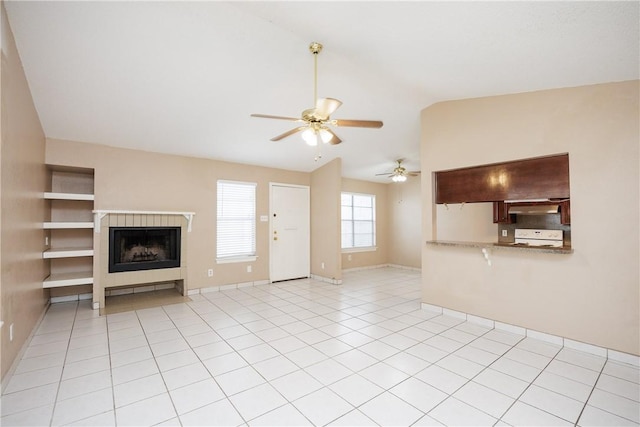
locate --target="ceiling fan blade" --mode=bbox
[333,119,383,128]
[407,171,421,176]
[324,128,342,145]
[375,172,393,176]
[251,114,303,122]
[271,126,308,141]
[314,98,342,120]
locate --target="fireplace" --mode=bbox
[109,227,181,273]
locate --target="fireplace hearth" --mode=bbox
[109,227,181,273]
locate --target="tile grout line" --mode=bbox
[173,294,310,426]
[48,301,79,427]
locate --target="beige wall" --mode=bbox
[341,178,389,269]
[1,3,49,381]
[388,177,422,269]
[46,138,310,291]
[421,81,639,355]
[310,158,342,281]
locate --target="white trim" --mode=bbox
[216,255,258,264]
[564,338,608,357]
[217,179,257,188]
[1,301,50,393]
[420,303,443,314]
[442,308,467,320]
[608,349,640,367]
[342,246,377,253]
[527,329,564,346]
[343,263,421,273]
[495,321,526,336]
[309,274,342,285]
[421,302,640,365]
[92,210,195,232]
[467,314,495,329]
[269,183,311,283]
[340,191,377,251]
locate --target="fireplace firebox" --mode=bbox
[109,227,181,273]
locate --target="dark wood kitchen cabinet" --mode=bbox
[492,201,515,224]
[435,153,570,204]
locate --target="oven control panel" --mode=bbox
[514,229,563,247]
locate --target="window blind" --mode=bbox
[341,192,376,249]
[217,180,256,259]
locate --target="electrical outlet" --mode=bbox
[321,262,325,269]
[45,236,49,246]
[9,323,13,342]
[501,230,508,237]
[247,265,252,273]
[207,269,213,277]
[347,254,352,261]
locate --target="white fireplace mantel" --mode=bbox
[93,210,195,232]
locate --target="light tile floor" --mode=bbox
[2,267,639,426]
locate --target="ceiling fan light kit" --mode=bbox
[251,42,383,157]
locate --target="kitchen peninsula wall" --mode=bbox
[421,80,639,355]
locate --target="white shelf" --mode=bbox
[43,248,94,259]
[43,272,94,288]
[44,192,94,201]
[43,222,94,229]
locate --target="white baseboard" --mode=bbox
[310,274,342,285]
[343,263,421,273]
[421,302,640,367]
[1,300,50,392]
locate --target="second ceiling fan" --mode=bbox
[251,42,383,146]
[376,159,421,182]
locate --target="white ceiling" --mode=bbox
[5,1,639,182]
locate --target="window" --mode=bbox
[341,192,376,250]
[216,180,256,262]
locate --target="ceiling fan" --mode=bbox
[251,42,383,147]
[376,159,421,182]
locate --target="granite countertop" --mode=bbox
[426,240,573,254]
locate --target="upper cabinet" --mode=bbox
[435,154,569,204]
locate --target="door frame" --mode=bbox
[269,182,311,283]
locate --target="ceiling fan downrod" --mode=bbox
[309,42,323,107]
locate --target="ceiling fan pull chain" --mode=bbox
[314,135,322,161]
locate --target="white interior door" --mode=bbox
[270,183,310,282]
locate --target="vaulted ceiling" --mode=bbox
[5,1,639,182]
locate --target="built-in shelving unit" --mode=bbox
[43,248,94,258]
[43,167,95,289]
[43,222,94,229]
[43,272,94,288]
[44,192,94,201]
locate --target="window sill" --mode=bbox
[216,256,257,264]
[342,247,377,254]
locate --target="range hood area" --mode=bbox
[494,198,570,225]
[508,204,559,215]
[506,200,561,215]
